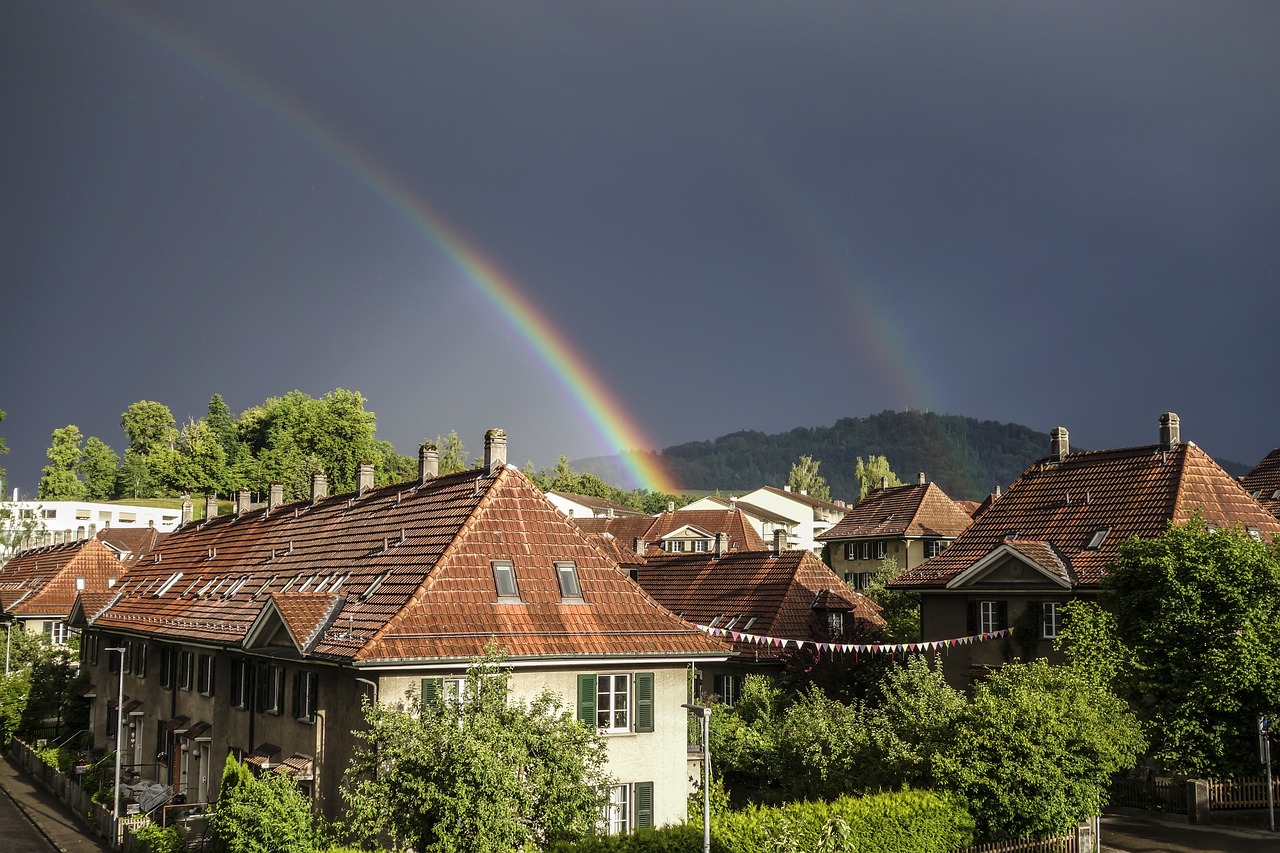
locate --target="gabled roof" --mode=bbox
[82,466,727,665]
[97,528,168,562]
[816,482,973,541]
[680,496,796,527]
[573,510,766,555]
[633,549,883,657]
[1242,448,1280,521]
[0,538,126,618]
[546,491,648,517]
[753,485,847,513]
[893,440,1280,589]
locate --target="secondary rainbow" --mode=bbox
[90,1,677,493]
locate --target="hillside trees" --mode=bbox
[343,652,609,852]
[1061,519,1280,778]
[78,437,119,500]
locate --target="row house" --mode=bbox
[891,414,1280,687]
[72,430,729,831]
[817,473,975,590]
[0,537,126,645]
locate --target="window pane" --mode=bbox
[556,562,582,599]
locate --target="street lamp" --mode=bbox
[682,702,712,853]
[105,646,127,842]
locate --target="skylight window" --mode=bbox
[1085,529,1109,550]
[155,572,184,597]
[360,571,389,602]
[1272,490,1280,500]
[723,615,740,630]
[1248,526,1262,542]
[743,616,758,631]
[554,562,583,601]
[491,560,521,602]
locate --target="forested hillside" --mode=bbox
[577,411,1056,503]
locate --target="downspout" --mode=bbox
[354,677,378,706]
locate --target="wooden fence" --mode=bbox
[1109,777,1188,814]
[1207,777,1280,810]
[956,834,1078,853]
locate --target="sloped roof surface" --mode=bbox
[86,467,725,664]
[1242,448,1280,521]
[817,482,973,541]
[573,510,765,554]
[1,538,126,617]
[894,442,1280,588]
[755,485,847,513]
[547,491,647,517]
[97,528,168,561]
[634,549,883,655]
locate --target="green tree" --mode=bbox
[121,400,178,454]
[434,429,469,475]
[787,455,831,502]
[117,448,160,499]
[862,556,920,642]
[171,419,229,495]
[854,455,902,502]
[343,651,610,852]
[862,656,966,791]
[37,425,87,500]
[1090,518,1280,777]
[78,437,120,501]
[119,401,180,497]
[932,660,1144,841]
[209,752,316,853]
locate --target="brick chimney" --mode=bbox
[181,499,193,526]
[236,488,252,516]
[268,483,284,512]
[880,476,888,490]
[1050,426,1069,462]
[633,537,645,554]
[1160,412,1181,450]
[419,443,439,485]
[357,460,375,495]
[484,428,507,474]
[204,495,218,520]
[311,471,328,505]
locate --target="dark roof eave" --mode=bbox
[349,650,734,669]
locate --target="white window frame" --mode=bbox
[555,561,583,601]
[597,673,630,733]
[692,539,708,552]
[491,560,520,602]
[1042,602,1062,639]
[50,622,72,646]
[605,784,630,835]
[925,539,946,558]
[979,601,1001,634]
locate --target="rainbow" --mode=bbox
[85,1,677,493]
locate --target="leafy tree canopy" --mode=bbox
[854,454,902,502]
[78,437,119,501]
[343,650,610,852]
[1066,518,1280,778]
[209,753,317,853]
[37,425,87,500]
[787,455,831,502]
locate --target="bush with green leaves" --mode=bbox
[208,753,318,853]
[132,823,184,853]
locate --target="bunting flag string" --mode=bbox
[695,624,1014,657]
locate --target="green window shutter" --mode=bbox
[577,674,597,726]
[966,601,977,635]
[996,600,1008,630]
[292,671,301,718]
[634,672,654,733]
[634,781,654,829]
[420,677,442,712]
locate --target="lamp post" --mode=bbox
[682,702,711,853]
[105,646,127,842]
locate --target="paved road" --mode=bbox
[0,778,57,853]
[1103,813,1280,853]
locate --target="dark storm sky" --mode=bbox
[2,1,1278,495]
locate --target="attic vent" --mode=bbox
[722,615,740,630]
[155,572,184,597]
[708,614,724,628]
[1085,529,1109,550]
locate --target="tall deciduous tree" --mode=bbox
[121,400,177,454]
[343,652,610,852]
[1075,518,1280,778]
[787,455,831,502]
[434,429,469,475]
[854,454,902,501]
[78,437,119,501]
[37,425,87,500]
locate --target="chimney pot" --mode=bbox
[1159,412,1181,450]
[204,494,219,521]
[419,443,439,484]
[483,428,507,473]
[311,471,328,505]
[1050,426,1070,462]
[918,472,926,486]
[667,501,675,513]
[237,489,252,516]
[880,476,888,490]
[268,483,284,511]
[715,532,726,557]
[633,537,645,555]
[357,460,375,495]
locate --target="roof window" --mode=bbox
[1085,529,1109,550]
[1004,531,1019,541]
[555,562,583,601]
[155,572,183,597]
[491,560,521,603]
[1248,526,1262,542]
[743,616,758,631]
[360,572,389,602]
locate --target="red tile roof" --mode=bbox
[1242,449,1280,521]
[893,441,1280,589]
[82,467,728,665]
[572,510,766,555]
[0,539,127,618]
[816,482,974,541]
[633,550,883,658]
[755,485,848,513]
[97,528,168,561]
